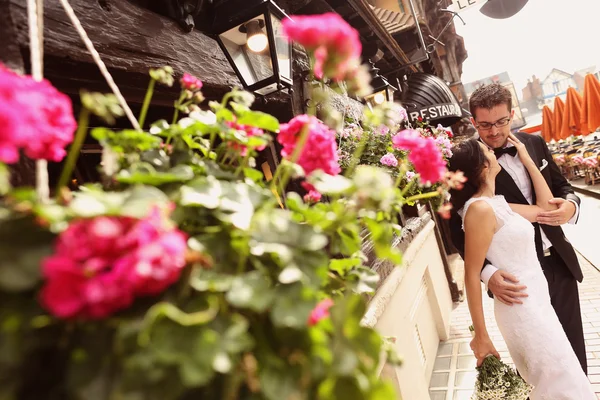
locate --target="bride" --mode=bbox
[448,134,594,399]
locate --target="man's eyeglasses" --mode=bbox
[476,117,511,131]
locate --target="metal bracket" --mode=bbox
[426,10,466,54]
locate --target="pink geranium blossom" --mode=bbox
[282,13,361,82]
[303,189,322,203]
[380,153,398,167]
[40,208,188,320]
[277,114,341,178]
[226,121,266,156]
[0,65,76,163]
[392,129,446,184]
[180,73,203,91]
[308,298,334,326]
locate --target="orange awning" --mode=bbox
[560,87,587,139]
[521,124,541,134]
[580,74,600,134]
[553,97,565,141]
[541,105,554,142]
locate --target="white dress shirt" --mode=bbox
[480,145,580,286]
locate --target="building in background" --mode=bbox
[541,68,576,104]
[574,66,597,93]
[463,72,526,130]
[521,74,543,117]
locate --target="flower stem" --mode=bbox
[400,177,417,198]
[394,164,409,189]
[235,152,251,176]
[405,191,441,204]
[172,92,186,125]
[56,109,90,193]
[344,130,369,178]
[138,78,155,129]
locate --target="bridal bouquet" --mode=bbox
[469,326,532,400]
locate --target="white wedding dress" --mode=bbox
[460,196,594,399]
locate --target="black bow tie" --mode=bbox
[494,146,517,158]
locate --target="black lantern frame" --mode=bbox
[211,0,293,96]
[364,60,397,107]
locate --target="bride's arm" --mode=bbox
[464,201,500,365]
[507,134,558,222]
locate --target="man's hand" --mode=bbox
[536,198,576,226]
[488,270,528,306]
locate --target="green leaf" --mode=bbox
[368,381,397,400]
[243,167,264,182]
[230,103,280,132]
[349,266,380,294]
[259,364,302,400]
[307,171,354,195]
[92,128,161,153]
[270,284,315,329]
[226,271,275,312]
[329,258,361,276]
[317,377,362,400]
[120,185,170,218]
[216,107,235,122]
[117,165,194,186]
[0,215,54,292]
[179,177,222,209]
[189,269,234,292]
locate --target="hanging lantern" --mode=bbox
[364,60,396,107]
[212,0,293,96]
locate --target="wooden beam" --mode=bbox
[343,0,418,73]
[0,0,25,72]
[7,0,241,102]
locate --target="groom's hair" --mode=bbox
[448,139,489,212]
[469,83,512,117]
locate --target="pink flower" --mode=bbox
[438,203,453,220]
[308,298,334,326]
[277,114,341,178]
[283,13,361,81]
[435,136,453,158]
[0,65,76,163]
[180,73,203,91]
[397,105,409,122]
[406,171,416,181]
[226,121,266,156]
[380,153,398,167]
[40,209,188,320]
[437,124,453,138]
[375,125,390,135]
[392,129,446,184]
[444,171,467,190]
[303,189,322,203]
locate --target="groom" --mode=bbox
[449,83,587,373]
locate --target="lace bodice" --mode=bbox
[459,196,538,278]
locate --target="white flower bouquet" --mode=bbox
[468,326,532,400]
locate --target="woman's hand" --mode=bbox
[507,133,534,168]
[470,335,500,367]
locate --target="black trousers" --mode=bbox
[540,249,587,374]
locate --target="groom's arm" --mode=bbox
[536,135,580,223]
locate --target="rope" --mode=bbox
[27,0,50,202]
[57,0,141,131]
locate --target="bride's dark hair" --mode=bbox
[448,139,490,212]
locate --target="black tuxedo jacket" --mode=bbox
[449,132,582,282]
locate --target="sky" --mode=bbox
[454,0,600,99]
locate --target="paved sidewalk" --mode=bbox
[430,254,600,400]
